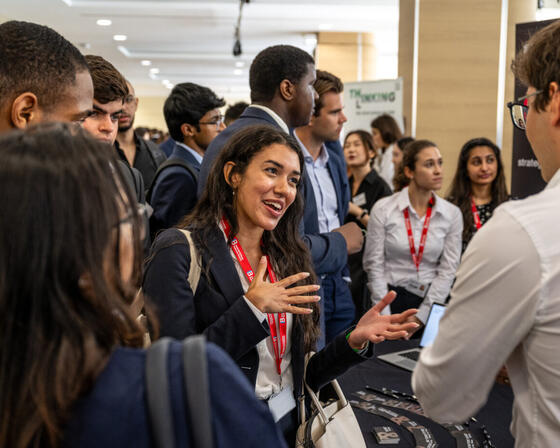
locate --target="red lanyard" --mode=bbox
[403,196,434,271]
[470,197,482,230]
[220,217,286,375]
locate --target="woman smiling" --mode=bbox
[143,125,418,445]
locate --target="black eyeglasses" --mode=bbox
[507,90,542,131]
[198,114,224,130]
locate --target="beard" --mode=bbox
[118,114,135,132]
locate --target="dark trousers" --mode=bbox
[388,284,424,339]
[322,273,356,343]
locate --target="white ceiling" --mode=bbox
[0,0,399,100]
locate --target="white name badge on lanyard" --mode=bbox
[352,192,367,207]
[405,279,429,298]
[267,387,296,422]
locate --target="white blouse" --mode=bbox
[363,187,462,323]
[374,143,395,191]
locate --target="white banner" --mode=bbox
[343,78,404,134]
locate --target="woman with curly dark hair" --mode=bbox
[447,137,509,252]
[144,124,418,446]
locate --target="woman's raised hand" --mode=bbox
[245,256,321,314]
[347,291,420,349]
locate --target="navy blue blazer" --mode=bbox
[150,143,200,236]
[299,140,351,276]
[143,227,371,400]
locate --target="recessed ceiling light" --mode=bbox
[162,80,170,84]
[141,60,152,66]
[96,19,112,26]
[113,34,127,41]
[149,68,160,74]
[235,61,245,68]
[233,69,243,76]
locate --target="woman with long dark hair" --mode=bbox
[447,137,509,252]
[370,114,404,189]
[143,125,418,445]
[343,130,392,319]
[363,140,462,336]
[0,124,285,448]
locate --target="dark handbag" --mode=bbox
[145,335,213,448]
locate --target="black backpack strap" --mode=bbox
[145,337,175,448]
[146,158,198,203]
[182,335,213,448]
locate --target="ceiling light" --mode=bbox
[162,80,170,84]
[235,61,245,68]
[149,68,160,74]
[113,34,127,41]
[233,69,243,76]
[96,19,112,26]
[318,23,333,31]
[141,60,152,66]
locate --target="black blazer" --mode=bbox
[143,227,372,398]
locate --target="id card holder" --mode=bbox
[405,280,429,298]
[352,192,367,207]
[267,387,296,422]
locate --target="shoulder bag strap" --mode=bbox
[178,229,201,294]
[182,335,213,448]
[145,337,175,448]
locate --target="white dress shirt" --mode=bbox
[218,226,294,400]
[294,132,341,233]
[175,141,203,164]
[250,104,289,134]
[374,143,395,191]
[412,169,560,447]
[363,187,462,322]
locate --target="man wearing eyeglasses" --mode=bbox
[116,80,167,191]
[149,82,225,237]
[413,21,560,447]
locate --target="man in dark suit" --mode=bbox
[198,44,317,196]
[294,70,363,343]
[198,48,362,342]
[149,83,225,236]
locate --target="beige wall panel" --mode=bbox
[134,96,167,132]
[415,0,502,193]
[316,32,376,83]
[399,0,415,135]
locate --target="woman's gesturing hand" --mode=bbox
[245,256,321,315]
[347,291,419,350]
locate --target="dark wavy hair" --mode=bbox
[447,137,509,242]
[393,139,437,192]
[85,54,128,104]
[370,114,403,147]
[0,123,145,448]
[182,124,320,351]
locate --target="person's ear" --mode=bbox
[180,123,196,138]
[11,92,42,129]
[278,79,296,101]
[223,161,241,189]
[548,82,560,127]
[404,165,414,180]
